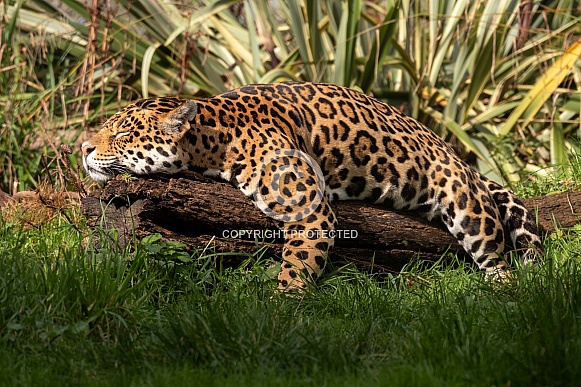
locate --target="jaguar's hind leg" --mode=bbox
[439,188,508,276]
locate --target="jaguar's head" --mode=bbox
[82,97,197,183]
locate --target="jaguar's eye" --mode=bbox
[115,131,130,139]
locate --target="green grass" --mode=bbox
[1,196,581,386]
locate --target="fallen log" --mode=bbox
[80,172,580,273]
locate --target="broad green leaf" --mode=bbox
[574,66,581,138]
[342,0,362,85]
[500,37,581,137]
[259,69,299,84]
[331,1,351,85]
[550,121,566,166]
[142,42,161,98]
[8,6,87,46]
[428,0,469,85]
[164,0,240,46]
[210,17,254,69]
[253,0,289,57]
[427,0,438,74]
[360,3,398,92]
[286,0,316,80]
[306,0,325,76]
[245,4,271,82]
[443,119,495,172]
[6,0,24,40]
[57,0,91,20]
[461,36,494,121]
[472,138,502,182]
[391,41,419,84]
[460,101,521,132]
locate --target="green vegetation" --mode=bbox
[1,0,580,192]
[1,179,581,385]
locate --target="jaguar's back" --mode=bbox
[82,82,542,290]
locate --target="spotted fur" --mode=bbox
[82,82,542,290]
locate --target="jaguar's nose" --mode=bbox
[81,142,95,157]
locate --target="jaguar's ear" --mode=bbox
[161,100,198,137]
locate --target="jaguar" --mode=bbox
[82,82,542,290]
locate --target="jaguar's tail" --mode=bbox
[486,180,543,263]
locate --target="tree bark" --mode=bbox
[80,172,580,273]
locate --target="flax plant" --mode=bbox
[1,0,580,191]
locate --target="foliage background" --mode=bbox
[0,0,580,193]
